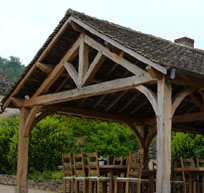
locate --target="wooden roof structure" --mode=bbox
[3,9,204,193]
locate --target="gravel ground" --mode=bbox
[0,175,63,193]
[0,184,56,193]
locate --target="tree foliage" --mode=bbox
[0,115,139,174]
[0,56,25,81]
[171,132,204,163]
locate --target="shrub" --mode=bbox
[0,116,19,173]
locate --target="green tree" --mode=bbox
[0,56,25,81]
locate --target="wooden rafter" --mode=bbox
[36,62,54,74]
[92,95,107,109]
[131,100,147,115]
[44,105,140,124]
[118,92,140,113]
[55,76,69,92]
[31,34,82,98]
[105,91,127,111]
[64,62,79,87]
[70,17,167,74]
[189,94,204,111]
[84,35,149,77]
[3,18,74,109]
[21,75,156,107]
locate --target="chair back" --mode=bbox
[196,157,204,167]
[73,152,86,177]
[180,157,195,184]
[126,153,143,178]
[180,157,195,168]
[87,152,100,176]
[62,153,73,177]
[103,156,110,165]
[113,156,124,165]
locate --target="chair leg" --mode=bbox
[97,180,100,193]
[63,179,66,193]
[125,181,129,193]
[89,180,92,193]
[114,181,118,193]
[137,181,141,193]
[75,180,79,193]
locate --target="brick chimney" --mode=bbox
[174,37,195,48]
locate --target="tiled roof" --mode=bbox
[66,9,204,76]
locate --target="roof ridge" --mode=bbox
[66,8,204,55]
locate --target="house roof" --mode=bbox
[66,9,204,76]
[0,69,13,95]
[3,9,204,106]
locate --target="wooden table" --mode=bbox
[99,165,126,193]
[174,167,204,193]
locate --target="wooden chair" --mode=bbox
[180,157,196,193]
[114,153,146,193]
[73,152,89,193]
[195,158,204,193]
[113,156,124,165]
[62,153,75,193]
[87,152,110,193]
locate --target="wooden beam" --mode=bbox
[78,36,89,87]
[172,124,204,135]
[64,62,79,87]
[36,62,53,74]
[105,91,127,111]
[173,112,204,123]
[44,105,139,124]
[189,94,204,111]
[118,92,140,113]
[84,35,150,77]
[131,100,147,114]
[70,22,84,33]
[55,76,69,92]
[70,17,167,74]
[3,18,73,109]
[147,66,163,80]
[156,77,172,193]
[11,97,24,108]
[23,75,156,107]
[172,87,196,116]
[92,95,107,109]
[31,34,82,98]
[135,85,157,115]
[82,51,105,85]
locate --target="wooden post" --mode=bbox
[15,108,31,193]
[141,125,149,169]
[156,77,172,193]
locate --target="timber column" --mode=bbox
[156,77,172,193]
[15,108,30,193]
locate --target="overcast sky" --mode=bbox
[0,0,204,65]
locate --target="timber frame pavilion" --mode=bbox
[2,9,204,193]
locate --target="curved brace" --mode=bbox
[123,120,144,149]
[27,111,54,136]
[144,126,157,149]
[172,87,196,116]
[24,106,42,137]
[135,85,157,115]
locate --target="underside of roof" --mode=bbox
[2,9,204,135]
